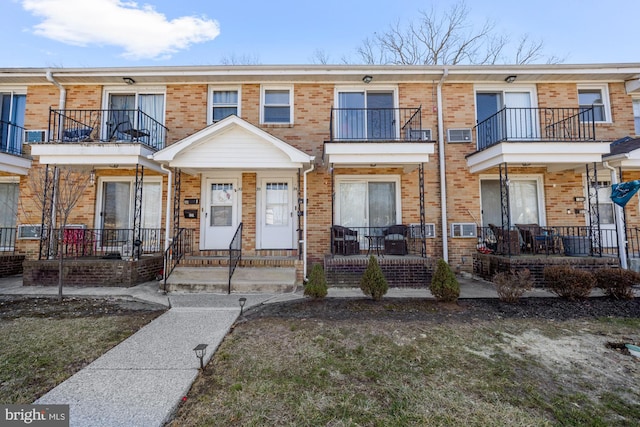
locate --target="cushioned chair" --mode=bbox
[488,224,521,255]
[383,224,408,255]
[332,225,360,255]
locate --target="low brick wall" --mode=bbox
[23,256,164,287]
[0,255,25,277]
[324,255,434,288]
[473,254,620,287]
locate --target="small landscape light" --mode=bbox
[239,297,247,315]
[193,343,207,370]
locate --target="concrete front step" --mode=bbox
[166,266,298,293]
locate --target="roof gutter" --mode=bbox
[437,68,449,262]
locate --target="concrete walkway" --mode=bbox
[0,274,557,426]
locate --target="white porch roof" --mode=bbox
[0,153,32,175]
[466,142,611,173]
[153,115,314,172]
[323,142,435,167]
[28,143,162,172]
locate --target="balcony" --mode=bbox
[467,107,608,173]
[0,119,31,174]
[48,108,167,150]
[324,106,435,166]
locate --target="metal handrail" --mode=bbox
[0,119,26,157]
[163,228,194,292]
[228,222,243,294]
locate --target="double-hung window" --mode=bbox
[578,84,610,122]
[633,99,640,135]
[210,88,239,123]
[262,86,292,124]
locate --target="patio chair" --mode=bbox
[516,223,559,254]
[488,224,521,255]
[63,126,93,142]
[383,224,409,255]
[332,225,360,255]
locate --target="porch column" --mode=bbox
[132,164,144,260]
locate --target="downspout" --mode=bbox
[603,161,628,269]
[303,158,315,279]
[160,164,173,252]
[437,68,449,262]
[46,70,66,110]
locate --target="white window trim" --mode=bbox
[260,85,294,124]
[478,174,546,226]
[94,176,163,230]
[632,98,640,136]
[334,85,399,104]
[577,83,612,124]
[207,85,242,124]
[473,84,539,124]
[334,174,402,225]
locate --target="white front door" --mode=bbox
[259,178,294,249]
[202,178,240,250]
[592,181,617,248]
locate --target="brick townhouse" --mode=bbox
[1,63,640,290]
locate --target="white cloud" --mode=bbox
[22,0,220,60]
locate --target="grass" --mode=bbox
[0,301,163,404]
[169,316,640,426]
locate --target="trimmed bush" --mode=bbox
[304,263,328,299]
[492,269,533,303]
[430,259,459,302]
[360,255,388,301]
[543,265,595,300]
[593,268,639,300]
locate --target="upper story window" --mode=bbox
[210,88,239,123]
[0,91,26,156]
[261,86,293,124]
[633,99,640,135]
[103,87,165,147]
[578,84,610,123]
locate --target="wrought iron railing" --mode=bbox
[228,222,243,294]
[330,224,426,256]
[475,107,597,151]
[40,227,164,259]
[48,108,168,150]
[477,225,618,257]
[329,107,423,142]
[163,228,195,291]
[0,120,26,157]
[0,227,17,254]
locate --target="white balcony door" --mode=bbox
[202,178,240,250]
[259,178,294,249]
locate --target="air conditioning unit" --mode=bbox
[24,129,48,143]
[450,223,477,238]
[409,223,436,238]
[406,129,432,141]
[447,128,472,143]
[18,224,42,239]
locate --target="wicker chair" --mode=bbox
[383,225,409,255]
[332,225,360,255]
[488,224,521,255]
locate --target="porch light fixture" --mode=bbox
[193,344,208,370]
[362,75,373,84]
[239,297,247,315]
[505,75,517,83]
[123,77,135,85]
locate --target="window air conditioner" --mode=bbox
[447,128,472,143]
[450,223,477,238]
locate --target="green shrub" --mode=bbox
[360,255,388,301]
[543,265,595,300]
[593,268,639,300]
[304,263,328,299]
[492,269,533,303]
[430,259,460,302]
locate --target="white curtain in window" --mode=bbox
[0,183,18,228]
[139,94,164,123]
[633,100,640,134]
[102,182,131,229]
[142,182,161,229]
[339,182,366,227]
[368,182,396,227]
[265,182,288,226]
[481,179,539,226]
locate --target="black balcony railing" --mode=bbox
[42,228,164,259]
[0,120,26,157]
[475,107,597,151]
[48,108,167,150]
[331,224,426,256]
[329,107,423,142]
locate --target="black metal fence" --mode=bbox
[0,120,26,157]
[48,108,167,150]
[163,227,194,290]
[331,224,427,256]
[475,107,597,150]
[330,107,423,141]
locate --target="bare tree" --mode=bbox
[354,1,561,65]
[26,166,92,301]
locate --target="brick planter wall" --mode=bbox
[473,254,620,287]
[23,256,164,287]
[0,255,25,277]
[324,256,435,288]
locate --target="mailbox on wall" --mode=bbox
[184,209,198,219]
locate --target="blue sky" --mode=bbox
[3,0,639,67]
